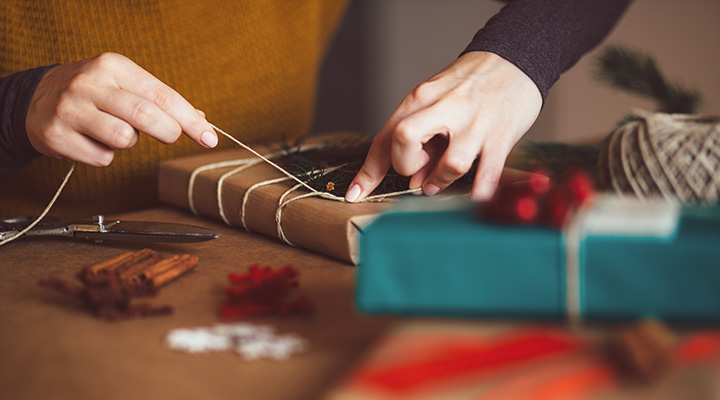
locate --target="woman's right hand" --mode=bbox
[25,52,218,167]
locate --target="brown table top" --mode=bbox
[0,207,394,400]
[2,207,719,400]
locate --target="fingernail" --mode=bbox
[201,131,218,148]
[196,109,206,117]
[473,184,495,201]
[409,183,423,195]
[345,184,361,203]
[423,184,440,196]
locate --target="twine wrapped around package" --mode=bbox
[158,133,404,265]
[598,111,720,204]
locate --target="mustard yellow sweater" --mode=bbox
[0,0,347,218]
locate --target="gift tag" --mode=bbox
[581,195,680,238]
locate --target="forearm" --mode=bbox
[462,0,633,102]
[0,65,57,177]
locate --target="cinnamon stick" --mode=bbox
[119,253,167,281]
[150,256,199,287]
[140,254,196,281]
[86,251,135,274]
[106,248,157,274]
[85,248,156,275]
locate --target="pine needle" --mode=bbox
[593,45,702,114]
[518,141,601,177]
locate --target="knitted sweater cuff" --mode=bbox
[461,0,632,104]
[0,64,58,177]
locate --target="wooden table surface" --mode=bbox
[2,207,719,400]
[0,207,394,400]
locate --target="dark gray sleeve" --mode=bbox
[0,65,58,177]
[462,0,632,102]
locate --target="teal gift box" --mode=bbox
[356,197,720,323]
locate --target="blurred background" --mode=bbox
[312,0,720,143]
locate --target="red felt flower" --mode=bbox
[219,264,313,319]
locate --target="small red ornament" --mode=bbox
[527,171,551,195]
[477,169,595,229]
[515,196,539,222]
[567,171,595,203]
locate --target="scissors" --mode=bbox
[0,215,220,244]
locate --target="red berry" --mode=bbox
[545,195,571,228]
[515,196,539,223]
[567,171,595,204]
[528,173,551,195]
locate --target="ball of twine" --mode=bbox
[598,110,720,205]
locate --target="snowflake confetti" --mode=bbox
[165,323,308,360]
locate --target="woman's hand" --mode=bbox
[25,52,217,167]
[346,51,542,202]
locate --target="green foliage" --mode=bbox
[281,136,412,197]
[593,45,702,114]
[518,141,601,177]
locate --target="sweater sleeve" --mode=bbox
[462,0,632,102]
[0,65,57,177]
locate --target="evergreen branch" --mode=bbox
[518,141,601,177]
[593,45,702,114]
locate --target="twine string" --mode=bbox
[275,183,305,246]
[188,158,257,214]
[274,187,419,247]
[190,141,330,224]
[601,110,720,204]
[217,162,263,225]
[562,207,585,329]
[241,176,292,230]
[0,123,417,247]
[198,124,421,246]
[0,162,76,246]
[210,124,319,193]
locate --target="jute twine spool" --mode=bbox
[598,110,720,205]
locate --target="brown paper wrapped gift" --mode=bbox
[158,134,390,265]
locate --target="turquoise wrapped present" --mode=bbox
[356,197,720,323]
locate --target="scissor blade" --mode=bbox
[73,221,220,243]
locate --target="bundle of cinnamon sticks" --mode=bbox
[82,248,199,288]
[39,248,199,320]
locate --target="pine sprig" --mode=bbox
[517,141,601,177]
[281,136,413,196]
[594,45,702,114]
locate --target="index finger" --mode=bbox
[113,56,218,147]
[346,133,392,203]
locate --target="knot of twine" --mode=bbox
[598,110,720,205]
